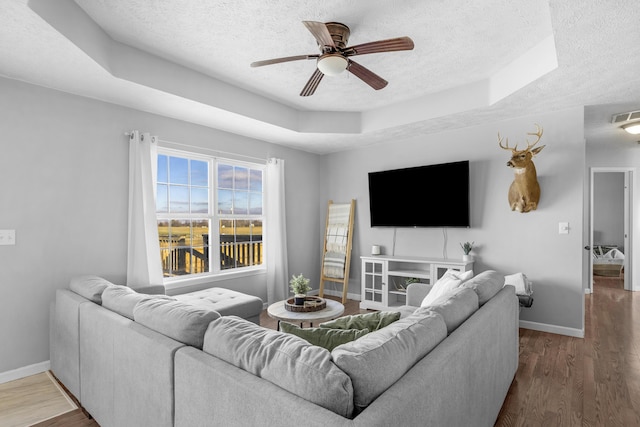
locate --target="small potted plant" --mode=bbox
[460,241,474,261]
[289,274,311,305]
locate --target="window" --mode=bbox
[156,149,264,281]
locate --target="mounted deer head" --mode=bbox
[498,124,545,213]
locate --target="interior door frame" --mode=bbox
[588,167,634,292]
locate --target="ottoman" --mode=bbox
[174,287,264,324]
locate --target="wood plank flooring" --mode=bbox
[496,274,640,426]
[0,371,77,427]
[6,282,640,426]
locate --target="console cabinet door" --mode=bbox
[361,258,386,309]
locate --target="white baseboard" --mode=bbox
[0,360,51,385]
[519,320,584,338]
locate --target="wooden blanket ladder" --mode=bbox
[319,199,355,304]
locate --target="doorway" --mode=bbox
[588,168,633,292]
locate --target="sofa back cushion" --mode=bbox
[102,285,174,320]
[460,270,505,305]
[331,310,447,413]
[418,287,479,334]
[69,275,114,304]
[203,316,354,418]
[133,299,220,349]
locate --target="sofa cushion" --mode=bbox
[69,275,114,304]
[203,316,354,418]
[280,322,369,351]
[331,310,447,412]
[102,285,174,320]
[460,270,505,305]
[420,269,470,307]
[319,311,401,332]
[173,287,263,319]
[418,287,479,334]
[133,299,220,349]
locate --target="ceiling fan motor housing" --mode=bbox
[323,22,350,51]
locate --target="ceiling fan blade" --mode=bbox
[347,59,388,90]
[346,36,414,56]
[251,54,319,67]
[300,68,324,96]
[303,21,336,48]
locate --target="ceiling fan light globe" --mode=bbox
[317,55,348,76]
[622,122,640,135]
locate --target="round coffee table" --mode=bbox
[267,298,345,330]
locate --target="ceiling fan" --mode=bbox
[250,21,414,97]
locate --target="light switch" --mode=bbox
[0,229,16,245]
[559,222,569,234]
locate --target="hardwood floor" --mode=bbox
[496,274,640,426]
[8,285,640,426]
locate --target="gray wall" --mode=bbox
[1,74,590,376]
[593,172,624,248]
[0,77,321,374]
[320,108,586,335]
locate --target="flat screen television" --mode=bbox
[368,160,470,227]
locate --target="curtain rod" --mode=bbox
[124,131,268,164]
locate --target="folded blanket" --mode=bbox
[324,251,346,279]
[504,272,529,295]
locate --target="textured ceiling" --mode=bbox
[1,0,639,153]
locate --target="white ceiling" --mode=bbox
[1,0,639,153]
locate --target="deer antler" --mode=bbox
[525,124,543,150]
[498,132,516,152]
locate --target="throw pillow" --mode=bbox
[504,272,528,295]
[280,322,369,351]
[319,311,401,332]
[420,269,469,307]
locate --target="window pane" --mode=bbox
[217,189,233,214]
[158,219,210,277]
[169,185,189,213]
[157,155,168,183]
[250,169,262,192]
[218,164,233,189]
[169,157,188,185]
[234,167,249,190]
[249,192,262,215]
[157,184,168,213]
[190,160,208,187]
[233,191,248,215]
[219,220,235,270]
[191,187,208,213]
[217,219,263,271]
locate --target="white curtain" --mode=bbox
[127,131,163,289]
[266,158,289,304]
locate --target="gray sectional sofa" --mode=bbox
[50,271,519,427]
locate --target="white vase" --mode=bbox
[462,254,473,262]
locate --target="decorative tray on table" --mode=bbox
[284,296,327,312]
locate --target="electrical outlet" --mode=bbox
[0,229,16,245]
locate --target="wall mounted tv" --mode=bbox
[368,160,470,227]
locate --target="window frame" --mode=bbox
[156,147,266,290]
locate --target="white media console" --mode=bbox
[360,255,474,310]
